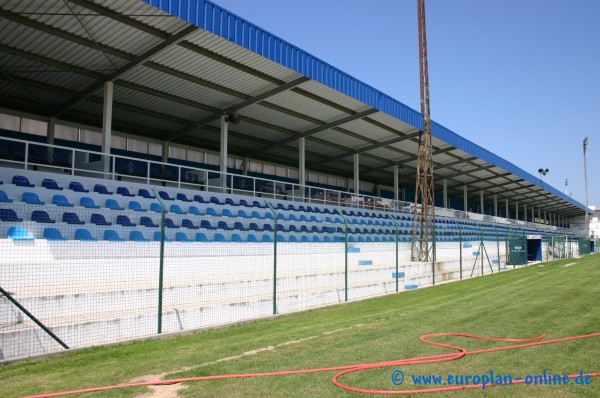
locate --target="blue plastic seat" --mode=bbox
[233,222,248,231]
[153,231,172,242]
[188,206,202,216]
[52,194,74,207]
[239,199,252,207]
[209,196,224,205]
[225,198,239,207]
[249,222,263,232]
[195,232,209,242]
[31,210,55,223]
[12,175,34,187]
[200,220,217,230]
[170,204,186,215]
[158,191,175,201]
[247,234,258,243]
[116,215,136,227]
[251,211,265,219]
[128,201,146,212]
[164,218,180,228]
[176,193,192,202]
[116,187,135,197]
[175,232,193,242]
[217,221,233,230]
[206,207,220,217]
[22,192,45,205]
[62,212,85,225]
[150,203,163,213]
[104,230,125,242]
[182,219,199,229]
[194,194,208,204]
[129,230,150,242]
[91,213,112,226]
[138,189,156,199]
[231,233,243,242]
[222,209,235,217]
[237,209,251,218]
[261,234,273,242]
[42,178,63,190]
[105,199,124,211]
[214,233,226,242]
[312,235,321,242]
[0,190,13,203]
[43,228,67,241]
[7,226,34,240]
[94,184,113,195]
[69,181,88,193]
[140,216,159,228]
[0,209,23,222]
[74,229,97,241]
[79,197,100,209]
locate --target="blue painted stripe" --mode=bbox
[463,243,473,248]
[491,259,499,264]
[392,272,405,279]
[347,247,361,253]
[358,260,373,266]
[472,252,480,256]
[404,284,419,290]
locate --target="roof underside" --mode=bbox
[0,0,588,218]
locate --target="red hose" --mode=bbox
[21,331,600,397]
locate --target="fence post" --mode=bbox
[152,188,166,334]
[432,221,436,286]
[335,208,348,302]
[459,224,463,280]
[265,201,278,314]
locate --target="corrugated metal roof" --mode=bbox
[0,0,588,218]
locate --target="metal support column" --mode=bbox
[220,115,229,192]
[102,81,113,177]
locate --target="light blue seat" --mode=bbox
[247,234,258,242]
[43,228,67,241]
[195,232,209,242]
[231,233,243,242]
[105,199,124,211]
[188,206,202,216]
[104,230,125,242]
[170,204,186,215]
[128,201,147,212]
[74,229,97,241]
[175,232,193,242]
[214,233,226,242]
[52,194,74,207]
[7,226,34,241]
[150,203,164,213]
[80,196,100,209]
[130,230,150,242]
[22,192,45,205]
[0,190,13,203]
[154,231,172,242]
[206,207,220,217]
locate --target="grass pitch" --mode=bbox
[1,255,599,398]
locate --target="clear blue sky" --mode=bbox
[213,0,600,208]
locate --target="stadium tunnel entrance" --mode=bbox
[527,236,542,262]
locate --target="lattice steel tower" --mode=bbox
[411,0,435,261]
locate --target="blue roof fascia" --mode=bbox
[141,0,589,215]
[141,0,423,127]
[432,121,589,213]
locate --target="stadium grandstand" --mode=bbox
[0,0,594,362]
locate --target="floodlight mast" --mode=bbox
[583,137,590,236]
[411,0,435,262]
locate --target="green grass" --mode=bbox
[2,255,599,398]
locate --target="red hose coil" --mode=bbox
[21,331,600,397]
